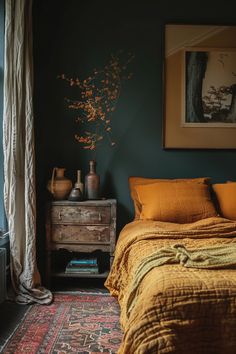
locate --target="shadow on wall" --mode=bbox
[102,171,131,235]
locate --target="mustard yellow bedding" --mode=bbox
[105,217,236,354]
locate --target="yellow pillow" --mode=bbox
[135,182,217,223]
[213,183,236,220]
[129,176,211,219]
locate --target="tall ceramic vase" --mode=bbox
[85,160,100,200]
[74,170,84,196]
[47,167,72,200]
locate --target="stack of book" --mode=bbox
[65,257,99,274]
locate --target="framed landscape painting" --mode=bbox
[163,24,236,149]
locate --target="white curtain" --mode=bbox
[3,0,52,304]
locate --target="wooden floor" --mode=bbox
[51,276,108,292]
[0,300,28,352]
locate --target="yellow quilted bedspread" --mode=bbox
[105,217,236,354]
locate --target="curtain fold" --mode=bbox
[3,0,52,304]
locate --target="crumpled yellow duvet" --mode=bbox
[105,217,236,354]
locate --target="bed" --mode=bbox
[105,178,236,354]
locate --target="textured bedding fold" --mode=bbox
[105,217,236,354]
[126,243,236,318]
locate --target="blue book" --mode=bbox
[68,258,98,266]
[65,266,99,274]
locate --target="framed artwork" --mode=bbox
[163,24,236,149]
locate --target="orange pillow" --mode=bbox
[129,176,211,219]
[135,182,217,223]
[213,183,236,220]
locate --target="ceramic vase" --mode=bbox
[85,160,100,200]
[68,187,83,201]
[47,167,72,200]
[74,170,84,196]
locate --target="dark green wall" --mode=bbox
[33,0,236,274]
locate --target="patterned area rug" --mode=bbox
[2,292,122,354]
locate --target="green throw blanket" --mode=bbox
[126,243,236,317]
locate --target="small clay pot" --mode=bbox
[68,187,83,201]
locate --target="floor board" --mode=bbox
[0,301,29,352]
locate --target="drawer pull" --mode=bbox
[98,213,102,221]
[59,232,64,240]
[98,234,101,241]
[58,211,62,220]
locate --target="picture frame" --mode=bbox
[163,24,236,149]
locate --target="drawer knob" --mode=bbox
[58,211,62,220]
[59,233,64,240]
[98,213,102,221]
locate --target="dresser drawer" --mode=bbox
[51,205,111,224]
[51,224,111,243]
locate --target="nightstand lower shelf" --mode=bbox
[52,270,109,278]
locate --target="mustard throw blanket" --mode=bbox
[127,243,236,317]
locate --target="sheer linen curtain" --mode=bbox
[3,0,52,304]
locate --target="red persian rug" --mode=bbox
[3,293,122,354]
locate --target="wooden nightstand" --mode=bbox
[45,199,116,287]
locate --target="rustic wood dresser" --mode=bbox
[45,199,116,287]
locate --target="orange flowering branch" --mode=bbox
[58,51,134,151]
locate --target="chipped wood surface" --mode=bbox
[52,224,110,243]
[51,205,111,224]
[51,243,111,253]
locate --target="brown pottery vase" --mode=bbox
[47,167,72,200]
[85,160,100,200]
